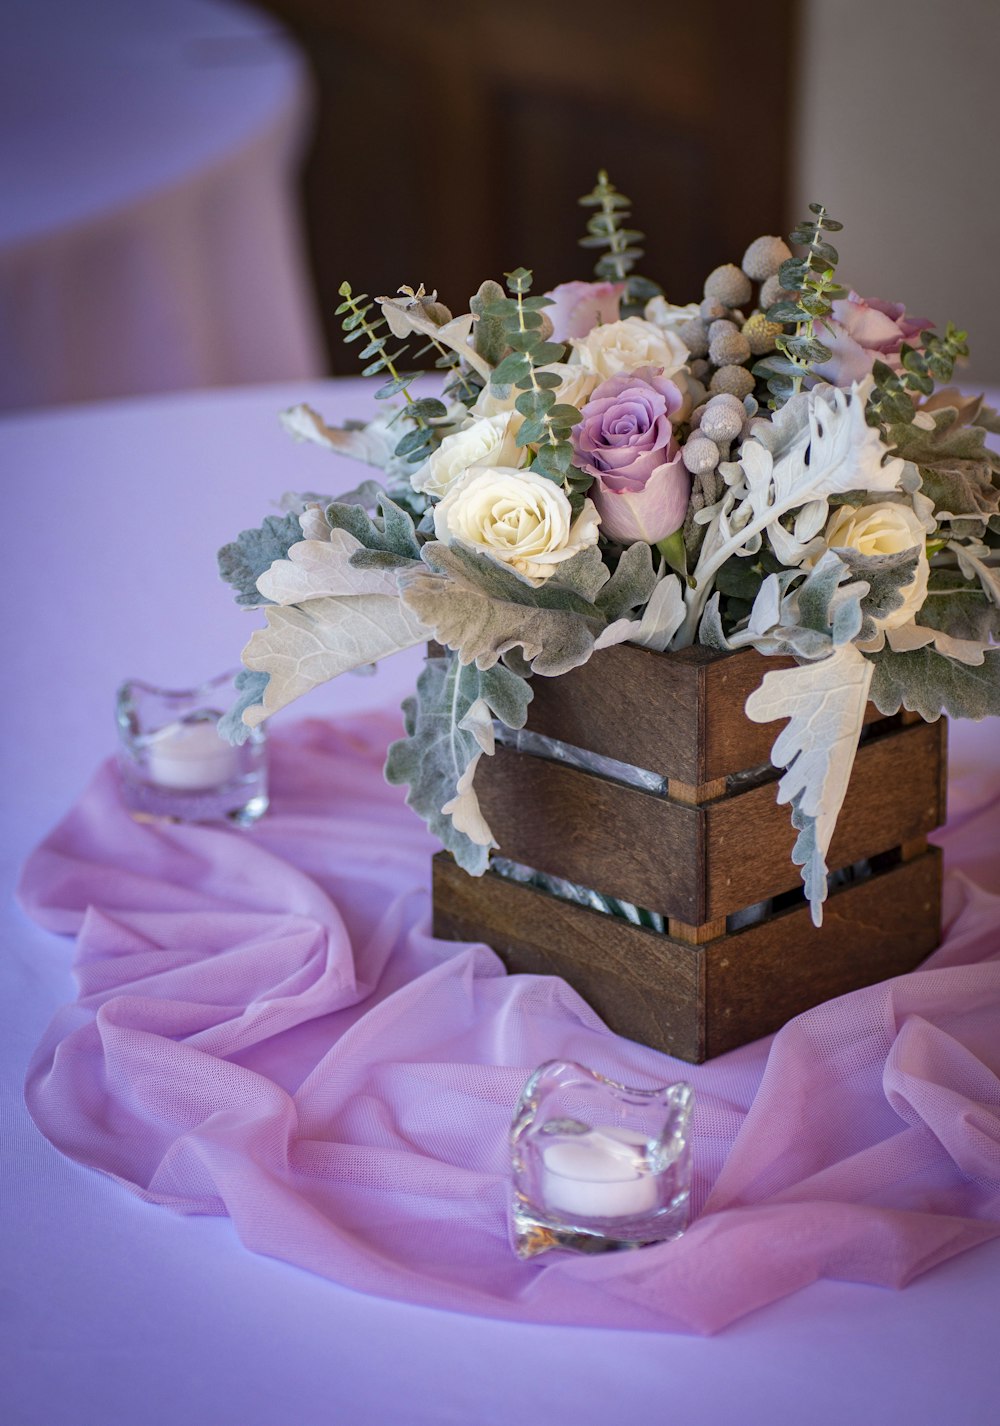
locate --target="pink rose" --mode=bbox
[572,367,690,544]
[544,281,626,342]
[813,291,932,387]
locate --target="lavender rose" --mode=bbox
[544,281,625,343]
[813,292,931,387]
[571,367,691,544]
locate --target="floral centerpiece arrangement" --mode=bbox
[218,173,1000,924]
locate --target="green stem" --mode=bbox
[515,285,558,449]
[342,291,422,421]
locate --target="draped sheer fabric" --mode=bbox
[18,713,1000,1335]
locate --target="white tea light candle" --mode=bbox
[145,718,240,791]
[541,1126,658,1219]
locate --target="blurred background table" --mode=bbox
[3,380,998,1426]
[0,0,324,412]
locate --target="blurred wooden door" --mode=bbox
[257,0,799,371]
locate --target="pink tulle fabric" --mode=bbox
[18,714,1000,1335]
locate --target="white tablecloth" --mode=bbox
[0,0,325,412]
[2,381,999,1426]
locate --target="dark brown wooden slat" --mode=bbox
[432,853,706,1062]
[432,849,943,1063]
[524,643,706,783]
[703,848,943,1057]
[477,720,945,924]
[704,719,946,918]
[476,744,704,922]
[525,644,897,785]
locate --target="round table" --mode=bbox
[2,382,998,1426]
[0,0,325,412]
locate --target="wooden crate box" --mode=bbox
[432,644,945,1062]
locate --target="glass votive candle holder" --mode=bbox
[509,1060,693,1259]
[115,672,267,825]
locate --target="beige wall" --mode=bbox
[794,0,1000,386]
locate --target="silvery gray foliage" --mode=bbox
[399,542,604,677]
[699,551,866,661]
[595,542,658,622]
[385,654,532,874]
[279,480,384,515]
[831,545,920,642]
[327,491,423,569]
[746,641,875,925]
[218,670,271,746]
[217,511,305,608]
[789,791,826,922]
[920,570,1000,643]
[868,645,1000,721]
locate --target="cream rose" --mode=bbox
[644,296,701,337]
[433,466,600,585]
[412,412,525,499]
[825,501,930,629]
[569,317,688,381]
[470,363,600,420]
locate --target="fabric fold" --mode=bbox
[17,712,1000,1335]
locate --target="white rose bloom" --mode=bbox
[433,466,600,585]
[413,411,525,500]
[825,501,930,629]
[644,296,701,337]
[569,317,688,381]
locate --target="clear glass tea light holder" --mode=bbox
[509,1060,693,1259]
[116,673,267,825]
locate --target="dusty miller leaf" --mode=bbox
[745,642,875,925]
[596,543,657,621]
[598,570,685,652]
[239,595,430,729]
[218,670,270,747]
[375,297,492,381]
[218,512,305,608]
[919,569,1000,643]
[399,542,603,677]
[385,655,532,874]
[256,529,401,604]
[326,492,422,568]
[280,405,399,468]
[888,409,1000,534]
[280,481,384,516]
[719,554,864,661]
[547,545,612,603]
[868,645,1000,721]
[832,545,920,642]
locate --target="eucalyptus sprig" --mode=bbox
[483,268,588,490]
[335,282,447,465]
[867,322,970,429]
[755,204,844,407]
[578,170,661,313]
